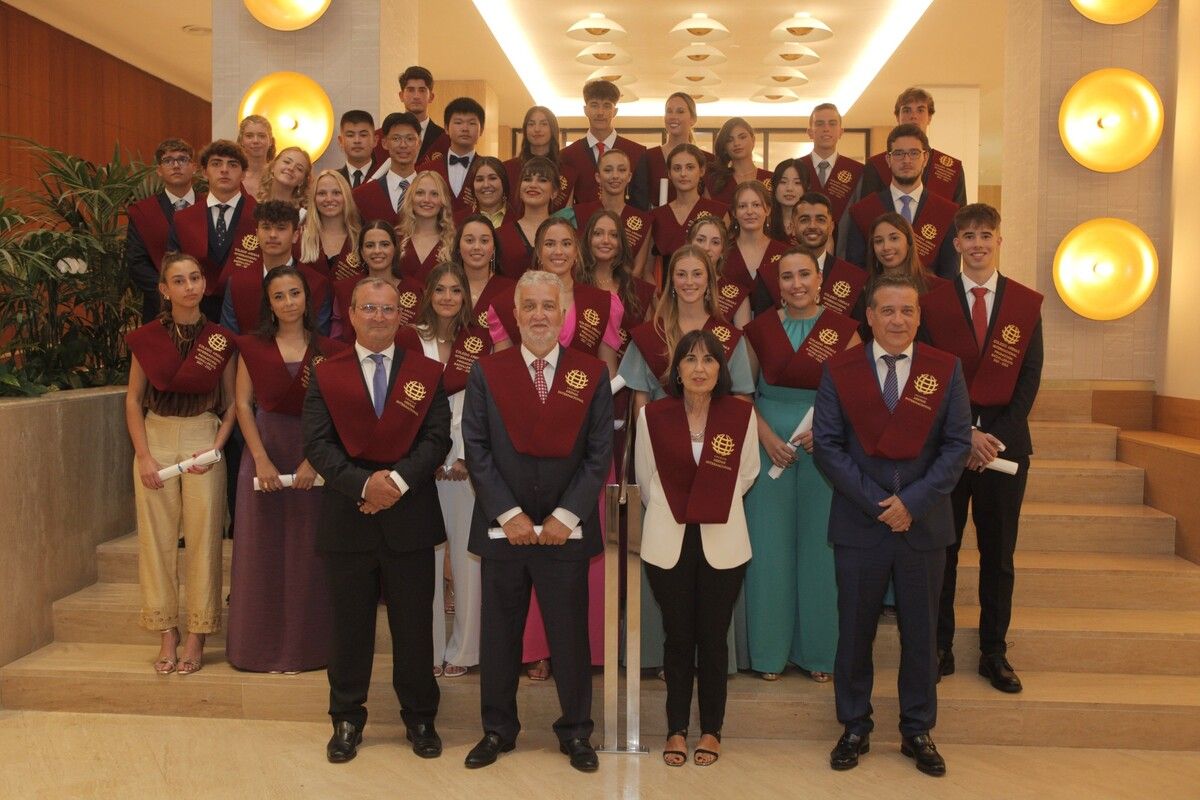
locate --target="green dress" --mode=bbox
[618,337,755,671]
[743,310,838,674]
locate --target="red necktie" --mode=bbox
[970,286,989,351]
[596,141,607,160]
[533,358,549,403]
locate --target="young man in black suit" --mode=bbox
[335,110,379,189]
[371,66,448,171]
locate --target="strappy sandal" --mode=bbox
[694,732,721,766]
[662,729,688,767]
[178,634,205,676]
[526,659,550,681]
[444,579,456,615]
[808,670,832,683]
[433,664,444,678]
[760,672,781,682]
[442,663,468,678]
[153,628,179,675]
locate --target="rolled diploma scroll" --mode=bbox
[768,407,816,479]
[254,474,327,490]
[984,457,1019,475]
[488,525,584,540]
[157,449,222,482]
[658,178,669,208]
[611,375,628,429]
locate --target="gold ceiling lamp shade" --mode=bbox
[567,12,626,41]
[1058,68,1163,172]
[670,13,730,41]
[239,71,335,159]
[586,67,635,85]
[760,67,809,87]
[751,87,800,104]
[770,12,833,42]
[576,42,632,66]
[242,0,331,31]
[1053,218,1158,321]
[764,43,821,66]
[1069,0,1158,24]
[670,68,720,88]
[671,43,727,66]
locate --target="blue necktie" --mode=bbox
[369,353,387,418]
[395,179,409,211]
[882,353,907,494]
[899,195,914,224]
[214,204,230,251]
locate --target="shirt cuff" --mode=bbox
[389,470,408,495]
[496,507,522,526]
[551,507,580,531]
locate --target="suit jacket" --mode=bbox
[302,347,452,554]
[352,176,399,226]
[337,162,380,190]
[371,120,448,168]
[168,193,258,295]
[560,135,650,211]
[924,275,1044,458]
[861,149,968,207]
[841,189,960,280]
[415,156,472,213]
[634,405,760,570]
[812,343,972,551]
[462,356,613,561]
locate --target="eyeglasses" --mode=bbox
[354,303,400,317]
[386,134,420,145]
[887,149,926,161]
[160,156,192,167]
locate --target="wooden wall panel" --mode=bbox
[0,4,210,196]
[1118,433,1200,566]
[1154,396,1200,439]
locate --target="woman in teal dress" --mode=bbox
[743,249,860,681]
[617,244,755,673]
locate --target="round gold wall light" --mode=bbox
[243,0,331,31]
[1069,0,1158,25]
[239,71,335,159]
[1058,68,1163,172]
[1053,217,1158,320]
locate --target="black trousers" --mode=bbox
[834,536,945,737]
[322,544,439,730]
[938,459,1028,656]
[479,556,592,744]
[644,525,746,735]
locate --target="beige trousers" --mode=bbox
[133,412,225,634]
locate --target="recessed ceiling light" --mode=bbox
[182,24,211,35]
[771,13,833,42]
[567,12,626,41]
[670,13,730,41]
[671,43,727,66]
[764,43,820,66]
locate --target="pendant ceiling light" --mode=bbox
[770,12,833,42]
[567,12,627,41]
[670,13,730,41]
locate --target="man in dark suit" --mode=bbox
[370,66,449,170]
[302,277,452,764]
[335,109,380,189]
[860,87,968,207]
[842,124,960,280]
[559,79,650,210]
[813,273,972,777]
[126,138,200,322]
[919,204,1043,693]
[461,270,613,773]
[353,112,420,226]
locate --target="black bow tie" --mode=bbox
[449,154,471,168]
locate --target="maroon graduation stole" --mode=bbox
[724,239,789,296]
[566,284,612,356]
[629,316,743,387]
[128,193,195,272]
[744,308,858,389]
[849,192,957,271]
[126,320,236,394]
[394,325,487,395]
[703,169,772,207]
[326,239,363,282]
[572,202,652,254]
[169,195,259,294]
[469,275,516,332]
[867,150,963,205]
[351,178,399,226]
[819,258,868,315]
[479,346,606,457]
[797,156,864,223]
[226,261,330,334]
[332,276,422,343]
[314,347,444,462]
[715,278,749,320]
[651,198,728,257]
[495,221,534,279]
[829,343,958,460]
[487,285,519,346]
[238,334,347,416]
[617,280,656,357]
[921,277,1043,407]
[564,136,647,203]
[644,396,753,525]
[400,242,443,283]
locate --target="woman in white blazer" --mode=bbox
[635,329,760,767]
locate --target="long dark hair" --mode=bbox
[579,209,641,320]
[664,329,732,399]
[452,213,498,274]
[413,261,473,341]
[865,211,929,294]
[769,159,802,242]
[357,219,403,280]
[518,106,563,163]
[255,265,315,339]
[463,155,510,211]
[710,117,756,196]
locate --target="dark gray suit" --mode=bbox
[462,351,613,744]
[813,343,971,737]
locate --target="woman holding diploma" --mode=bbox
[742,249,860,682]
[636,330,760,766]
[396,262,488,678]
[644,92,711,209]
[227,266,346,672]
[124,253,238,676]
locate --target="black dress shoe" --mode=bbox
[829,731,869,771]
[326,720,362,764]
[937,648,955,682]
[465,732,514,769]
[979,654,1023,693]
[406,722,443,758]
[559,737,599,772]
[901,733,946,776]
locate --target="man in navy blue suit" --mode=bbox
[813,273,971,777]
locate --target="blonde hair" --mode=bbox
[300,170,363,263]
[396,171,456,266]
[238,114,276,160]
[653,244,723,358]
[257,146,312,207]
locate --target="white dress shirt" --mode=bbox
[165,188,196,209]
[960,269,999,322]
[446,150,475,196]
[386,170,416,211]
[414,327,466,468]
[871,340,915,396]
[586,131,618,163]
[353,342,410,497]
[810,151,839,186]
[890,183,924,218]
[206,191,242,229]
[815,250,832,277]
[494,344,581,532]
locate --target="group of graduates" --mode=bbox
[122,67,1042,778]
